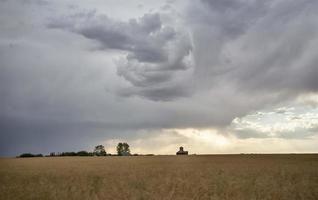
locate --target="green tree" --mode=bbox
[94,145,107,156]
[117,142,123,156]
[117,142,131,156]
[123,143,130,155]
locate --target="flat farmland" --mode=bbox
[1,154,318,200]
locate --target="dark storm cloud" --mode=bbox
[190,0,318,95]
[48,11,193,101]
[1,0,318,156]
[45,0,313,103]
[0,115,163,156]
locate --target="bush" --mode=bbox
[19,153,43,158]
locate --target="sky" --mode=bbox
[1,0,318,156]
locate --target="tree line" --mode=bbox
[18,142,135,158]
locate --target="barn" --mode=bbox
[176,147,188,155]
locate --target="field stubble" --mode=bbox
[0,154,318,200]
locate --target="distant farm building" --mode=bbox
[176,147,188,155]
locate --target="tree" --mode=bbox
[123,143,130,155]
[94,145,107,156]
[117,142,131,156]
[117,142,123,156]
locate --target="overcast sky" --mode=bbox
[1,0,318,156]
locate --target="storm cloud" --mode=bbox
[1,0,318,156]
[48,11,193,100]
[48,0,318,102]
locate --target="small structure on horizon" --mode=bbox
[176,146,188,155]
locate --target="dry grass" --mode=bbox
[1,154,318,200]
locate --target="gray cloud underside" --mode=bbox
[49,0,318,101]
[48,11,193,101]
[1,0,318,155]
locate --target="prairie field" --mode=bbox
[1,154,318,200]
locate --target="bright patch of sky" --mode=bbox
[231,96,318,139]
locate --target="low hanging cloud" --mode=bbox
[48,0,318,105]
[48,11,193,101]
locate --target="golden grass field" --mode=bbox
[1,154,318,200]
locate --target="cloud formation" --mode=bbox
[189,0,318,93]
[230,105,318,139]
[48,0,318,107]
[1,0,318,156]
[49,11,193,101]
